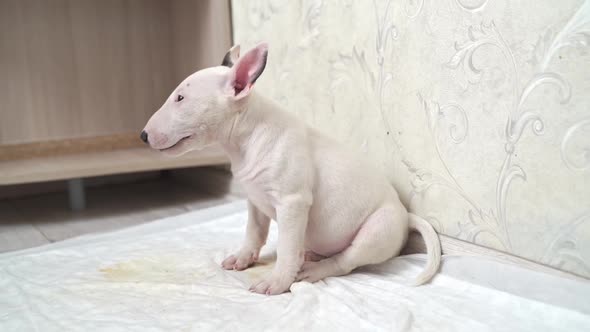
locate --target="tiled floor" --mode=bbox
[0,168,240,253]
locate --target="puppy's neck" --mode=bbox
[218,91,281,166]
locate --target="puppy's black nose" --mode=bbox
[140,130,149,144]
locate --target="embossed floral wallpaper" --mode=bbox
[231,0,590,277]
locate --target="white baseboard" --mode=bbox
[403,232,587,282]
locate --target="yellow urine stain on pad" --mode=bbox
[243,257,276,281]
[100,256,216,284]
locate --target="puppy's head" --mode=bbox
[141,43,268,156]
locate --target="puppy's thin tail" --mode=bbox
[407,213,441,286]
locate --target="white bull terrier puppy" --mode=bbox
[141,43,441,295]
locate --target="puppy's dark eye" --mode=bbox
[176,95,184,102]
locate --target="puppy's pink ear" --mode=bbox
[228,43,268,99]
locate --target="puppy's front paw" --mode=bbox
[249,272,294,295]
[221,248,259,271]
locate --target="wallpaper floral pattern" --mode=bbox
[231,0,590,277]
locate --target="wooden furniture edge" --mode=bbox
[0,133,145,161]
[0,145,229,186]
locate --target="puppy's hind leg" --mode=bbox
[297,206,407,283]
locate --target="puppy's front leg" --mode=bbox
[222,201,270,270]
[250,196,309,295]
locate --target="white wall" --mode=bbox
[231,0,590,277]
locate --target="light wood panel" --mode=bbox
[0,145,228,185]
[170,0,234,80]
[0,0,174,144]
[0,0,79,144]
[67,0,175,139]
[0,0,231,145]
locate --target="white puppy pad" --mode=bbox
[1,200,589,331]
